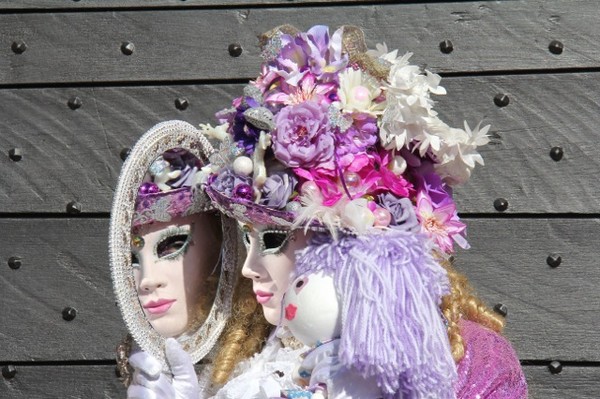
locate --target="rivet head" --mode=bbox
[175,98,189,111]
[11,40,27,54]
[68,96,82,110]
[121,42,135,55]
[493,198,509,212]
[120,148,131,161]
[228,43,243,57]
[66,201,82,214]
[548,360,563,374]
[62,307,77,321]
[8,256,22,270]
[439,40,453,54]
[493,303,508,317]
[549,146,563,161]
[549,40,564,55]
[546,254,562,268]
[494,94,510,107]
[2,365,17,379]
[8,148,22,162]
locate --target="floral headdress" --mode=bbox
[133,148,211,228]
[203,25,489,255]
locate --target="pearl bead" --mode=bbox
[391,155,407,175]
[300,181,321,198]
[373,207,392,227]
[352,85,370,102]
[139,182,159,195]
[343,171,360,188]
[233,183,253,201]
[233,156,254,176]
[285,201,301,213]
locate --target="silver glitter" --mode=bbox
[148,158,169,177]
[328,106,353,132]
[243,85,264,105]
[244,107,275,132]
[261,34,283,61]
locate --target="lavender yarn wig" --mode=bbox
[294,230,457,398]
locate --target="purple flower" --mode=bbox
[272,101,335,168]
[211,168,251,197]
[416,172,453,206]
[378,193,420,232]
[159,149,203,189]
[260,171,298,209]
[335,114,378,156]
[272,25,347,85]
[216,97,263,155]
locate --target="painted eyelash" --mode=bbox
[154,225,193,262]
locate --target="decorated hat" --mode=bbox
[133,147,212,228]
[203,24,489,254]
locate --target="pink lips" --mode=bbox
[143,299,176,315]
[255,290,273,304]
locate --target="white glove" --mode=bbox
[127,338,199,399]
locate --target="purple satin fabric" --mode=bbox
[455,319,528,398]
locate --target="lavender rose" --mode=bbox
[211,168,250,197]
[336,114,378,156]
[260,171,298,209]
[272,101,335,168]
[378,193,420,232]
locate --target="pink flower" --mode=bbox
[294,149,413,207]
[352,150,412,198]
[265,73,337,106]
[415,191,469,253]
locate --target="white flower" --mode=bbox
[379,57,447,152]
[337,68,384,115]
[366,43,411,65]
[434,121,491,185]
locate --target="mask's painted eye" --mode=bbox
[131,253,140,268]
[262,232,288,250]
[242,231,251,248]
[157,234,189,258]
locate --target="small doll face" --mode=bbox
[132,213,221,338]
[241,224,311,325]
[283,271,341,347]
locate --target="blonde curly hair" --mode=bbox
[440,258,505,362]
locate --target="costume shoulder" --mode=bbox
[455,319,528,399]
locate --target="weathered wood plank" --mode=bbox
[524,365,600,399]
[1,72,599,213]
[0,0,598,84]
[0,363,599,398]
[0,218,126,361]
[0,364,126,399]
[1,218,599,361]
[459,218,600,361]
[0,0,379,9]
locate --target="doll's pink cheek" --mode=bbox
[285,303,297,321]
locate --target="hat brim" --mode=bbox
[205,183,296,229]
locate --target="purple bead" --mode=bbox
[139,182,159,195]
[233,183,254,201]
